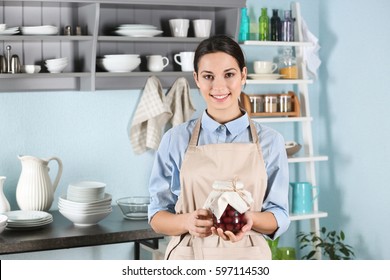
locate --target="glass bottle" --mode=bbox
[270,9,281,41]
[278,47,298,79]
[258,8,269,41]
[281,10,294,41]
[239,7,250,42]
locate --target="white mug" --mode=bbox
[193,19,212,37]
[174,52,194,72]
[169,19,190,37]
[147,55,169,72]
[254,61,278,74]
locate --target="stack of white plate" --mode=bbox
[59,181,112,226]
[3,210,53,229]
[21,25,58,35]
[0,26,20,35]
[67,181,106,202]
[45,57,68,73]
[115,24,163,37]
[97,54,141,73]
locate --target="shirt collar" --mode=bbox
[201,110,250,137]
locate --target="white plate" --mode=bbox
[4,210,51,222]
[248,73,285,80]
[21,25,58,35]
[115,29,163,37]
[118,24,157,30]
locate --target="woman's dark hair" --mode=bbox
[193,35,246,73]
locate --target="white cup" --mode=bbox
[193,19,212,37]
[169,19,190,37]
[147,55,169,72]
[174,52,194,72]
[253,61,278,74]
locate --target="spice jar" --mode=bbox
[265,96,277,113]
[279,47,298,79]
[250,96,264,113]
[279,94,292,112]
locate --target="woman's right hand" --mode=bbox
[185,209,214,238]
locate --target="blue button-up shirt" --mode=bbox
[148,110,290,239]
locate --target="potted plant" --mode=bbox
[297,227,355,260]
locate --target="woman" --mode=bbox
[148,35,290,260]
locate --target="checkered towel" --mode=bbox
[165,77,195,127]
[129,76,172,154]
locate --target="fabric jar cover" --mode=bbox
[203,179,253,219]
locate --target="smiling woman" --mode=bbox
[148,35,290,260]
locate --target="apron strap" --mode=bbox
[189,114,259,147]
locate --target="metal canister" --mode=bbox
[279,94,292,112]
[10,55,21,73]
[264,96,277,113]
[0,55,7,73]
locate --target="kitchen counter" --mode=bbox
[0,206,164,259]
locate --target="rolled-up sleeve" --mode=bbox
[260,129,290,239]
[148,130,178,222]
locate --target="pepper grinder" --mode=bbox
[6,45,12,73]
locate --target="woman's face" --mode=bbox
[194,52,247,120]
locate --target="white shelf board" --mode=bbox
[241,40,314,47]
[251,117,312,123]
[290,211,328,221]
[246,79,313,85]
[288,155,329,163]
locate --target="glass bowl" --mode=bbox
[116,196,150,220]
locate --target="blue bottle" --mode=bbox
[239,7,250,42]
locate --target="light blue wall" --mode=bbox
[1,0,389,260]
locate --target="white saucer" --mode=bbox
[248,73,284,80]
[118,24,157,30]
[115,29,163,37]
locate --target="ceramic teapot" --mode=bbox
[16,155,63,211]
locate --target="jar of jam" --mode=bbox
[212,204,246,233]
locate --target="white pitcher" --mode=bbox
[0,176,11,213]
[16,155,63,211]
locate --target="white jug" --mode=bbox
[0,176,11,213]
[16,155,63,211]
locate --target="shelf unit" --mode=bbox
[243,2,327,259]
[0,0,245,91]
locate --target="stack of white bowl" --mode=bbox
[0,214,8,234]
[45,57,68,73]
[59,181,112,226]
[97,54,141,73]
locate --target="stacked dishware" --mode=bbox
[21,25,58,35]
[0,24,20,35]
[114,24,163,37]
[97,54,141,73]
[59,181,112,226]
[45,57,68,73]
[3,210,53,230]
[0,214,8,233]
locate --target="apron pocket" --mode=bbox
[202,246,270,260]
[168,246,194,260]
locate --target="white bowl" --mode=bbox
[59,208,112,226]
[103,54,140,60]
[46,63,68,73]
[21,65,41,74]
[101,57,140,72]
[45,57,68,64]
[59,193,112,209]
[0,214,8,226]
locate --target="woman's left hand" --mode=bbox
[211,212,253,242]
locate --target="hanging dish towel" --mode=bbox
[129,76,172,154]
[165,77,195,127]
[301,18,321,80]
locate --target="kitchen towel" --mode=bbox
[301,17,321,80]
[129,76,172,154]
[165,77,195,127]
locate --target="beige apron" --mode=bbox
[165,117,271,260]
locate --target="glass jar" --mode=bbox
[265,96,277,113]
[279,94,292,112]
[279,47,298,79]
[212,204,246,233]
[250,96,264,113]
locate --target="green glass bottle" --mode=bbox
[258,7,269,41]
